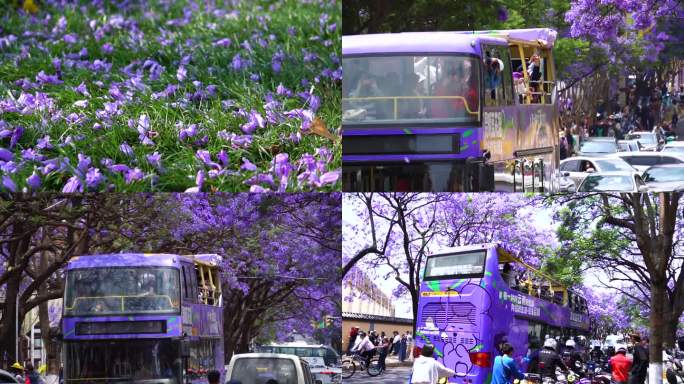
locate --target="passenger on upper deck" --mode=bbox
[527,54,543,103]
[349,71,388,119]
[431,64,477,119]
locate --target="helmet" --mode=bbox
[616,344,627,353]
[544,338,557,349]
[566,339,576,348]
[10,362,23,370]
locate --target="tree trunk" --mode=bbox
[663,305,678,350]
[649,281,665,384]
[0,273,22,365]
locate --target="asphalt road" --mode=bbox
[343,366,412,384]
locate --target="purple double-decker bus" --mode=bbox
[343,29,561,192]
[414,244,590,384]
[63,253,224,384]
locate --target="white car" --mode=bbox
[256,343,342,384]
[610,152,684,174]
[642,164,684,192]
[617,139,641,152]
[559,156,635,187]
[661,141,684,155]
[574,171,648,193]
[225,353,322,384]
[625,131,664,151]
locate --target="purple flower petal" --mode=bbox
[62,176,82,193]
[240,157,257,171]
[2,176,16,192]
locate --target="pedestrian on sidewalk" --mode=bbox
[492,342,525,384]
[410,344,455,384]
[377,336,391,373]
[628,335,648,384]
[392,331,401,356]
[400,333,408,362]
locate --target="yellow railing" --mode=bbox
[65,294,177,311]
[342,95,480,119]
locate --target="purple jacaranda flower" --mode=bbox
[124,167,143,183]
[36,135,52,150]
[276,83,292,97]
[250,73,260,82]
[63,34,78,44]
[109,85,125,100]
[109,164,130,173]
[232,53,243,70]
[2,176,16,192]
[35,71,63,85]
[217,150,229,167]
[53,58,62,71]
[85,167,103,189]
[21,148,40,161]
[146,152,162,169]
[177,65,187,82]
[196,150,220,169]
[77,154,91,174]
[74,82,90,97]
[273,153,292,178]
[320,170,340,185]
[240,157,257,171]
[93,122,102,130]
[10,126,23,148]
[195,170,205,190]
[73,100,89,108]
[213,38,231,47]
[62,176,82,193]
[179,123,197,141]
[102,43,113,54]
[26,172,41,190]
[244,173,275,187]
[0,148,12,161]
[249,185,270,192]
[1,161,17,174]
[241,110,265,134]
[120,142,134,157]
[206,85,217,97]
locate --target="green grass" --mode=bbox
[0,0,341,192]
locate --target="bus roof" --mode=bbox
[429,243,502,255]
[453,28,557,48]
[66,253,220,270]
[343,32,506,56]
[342,28,556,55]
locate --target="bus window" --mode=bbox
[424,250,486,280]
[483,45,514,107]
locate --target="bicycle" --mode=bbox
[341,352,382,379]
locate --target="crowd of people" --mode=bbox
[400,333,660,384]
[559,84,684,160]
[347,327,413,374]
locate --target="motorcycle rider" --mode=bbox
[590,344,605,363]
[537,338,569,381]
[610,345,631,384]
[564,339,585,373]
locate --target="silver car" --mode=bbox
[559,156,635,187]
[611,152,684,174]
[625,131,664,151]
[642,164,684,192]
[574,171,648,193]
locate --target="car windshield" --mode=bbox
[343,55,480,125]
[579,175,635,192]
[579,141,617,153]
[626,133,656,144]
[231,358,299,384]
[65,340,180,383]
[65,267,180,316]
[643,167,684,183]
[260,346,339,367]
[594,159,634,172]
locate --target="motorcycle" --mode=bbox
[585,360,610,384]
[665,349,684,384]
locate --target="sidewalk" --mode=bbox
[385,353,413,367]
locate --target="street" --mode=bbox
[344,366,412,384]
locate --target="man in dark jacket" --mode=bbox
[629,335,648,384]
[536,338,568,380]
[25,364,44,384]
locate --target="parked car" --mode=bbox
[225,353,322,384]
[611,152,684,174]
[0,369,19,384]
[577,137,618,157]
[559,156,635,187]
[617,139,641,152]
[256,343,342,384]
[573,171,648,193]
[642,164,684,192]
[661,141,684,155]
[625,131,664,151]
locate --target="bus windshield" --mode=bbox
[424,250,486,280]
[65,339,180,383]
[343,55,480,125]
[65,267,180,316]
